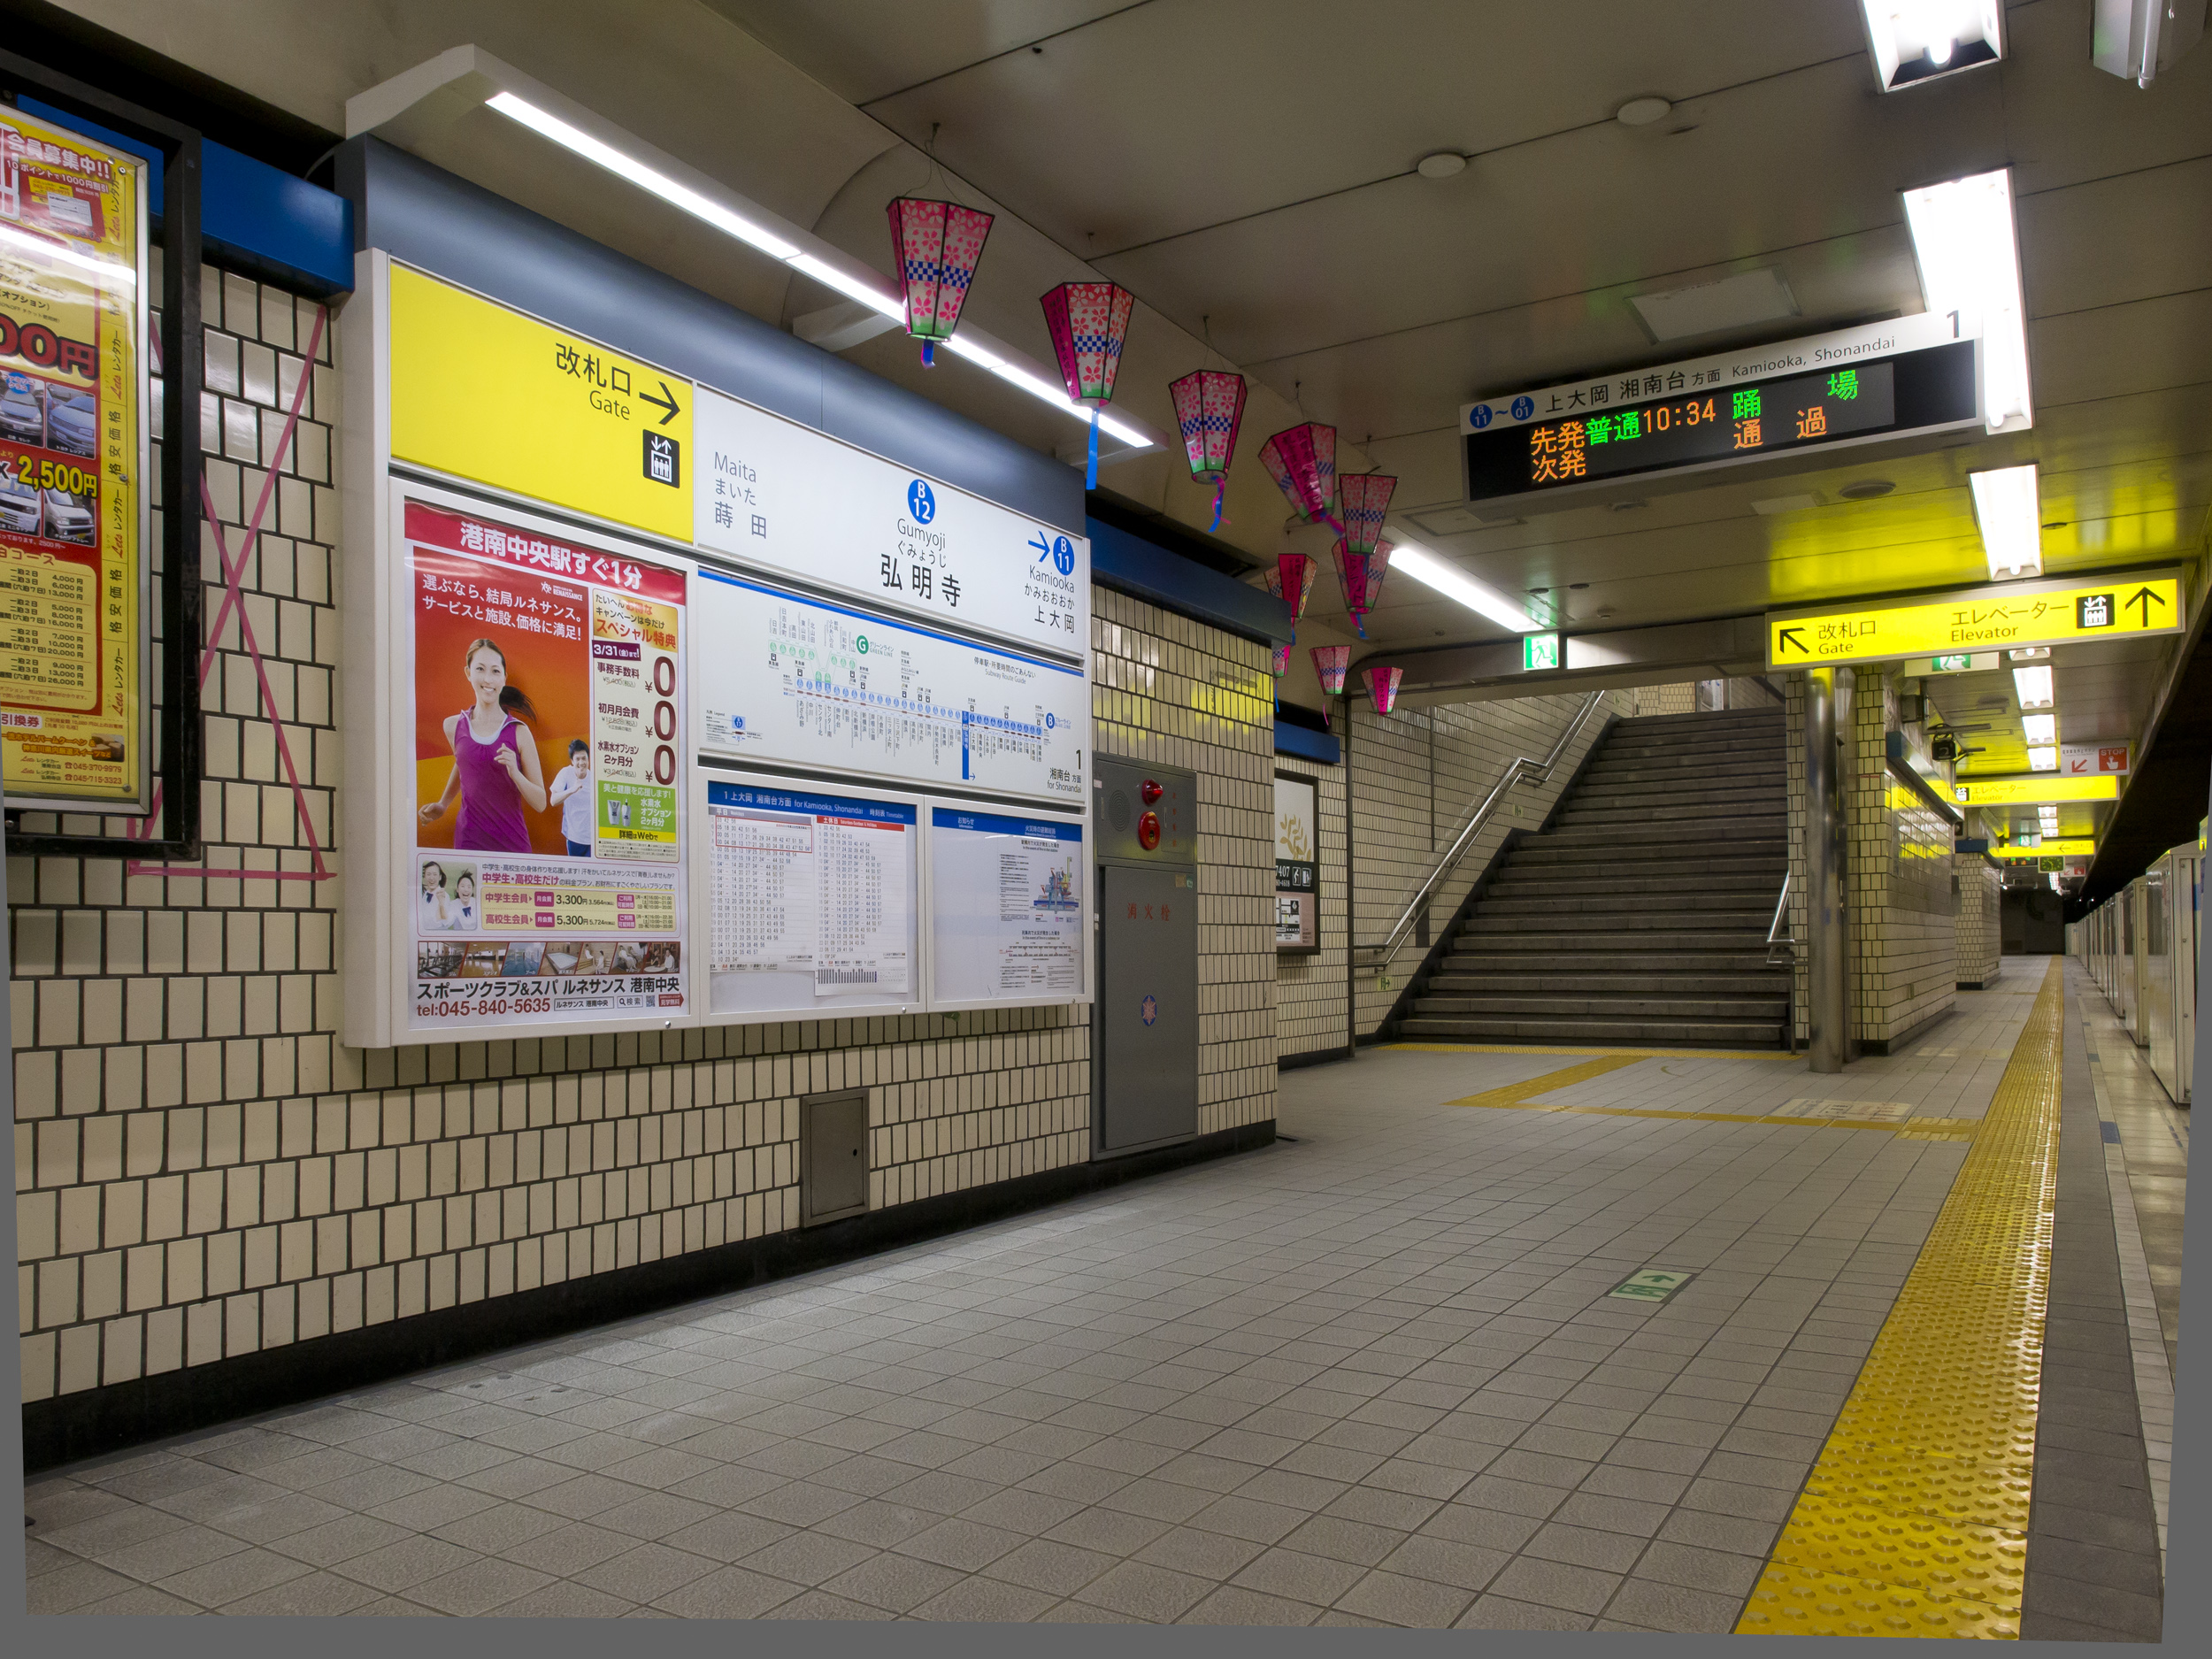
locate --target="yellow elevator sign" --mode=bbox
[1766,569,2183,670]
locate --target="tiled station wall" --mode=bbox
[1783,668,1958,1051]
[1955,853,2003,988]
[1343,691,1629,1039]
[11,267,1277,1408]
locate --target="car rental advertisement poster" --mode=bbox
[0,105,146,807]
[403,499,688,1031]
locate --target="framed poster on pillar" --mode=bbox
[1275,771,1319,954]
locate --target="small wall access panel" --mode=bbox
[1093,757,1199,1156]
[801,1088,869,1225]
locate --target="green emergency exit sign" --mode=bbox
[1524,633,1561,671]
[1608,1268,1695,1303]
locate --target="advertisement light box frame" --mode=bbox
[344,250,1094,1047]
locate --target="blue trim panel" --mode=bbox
[1085,516,1293,646]
[19,98,353,297]
[704,780,915,823]
[338,137,1080,533]
[1274,720,1340,765]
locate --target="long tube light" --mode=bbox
[485,90,1150,453]
[2013,664,2054,710]
[1903,169,2031,433]
[1969,463,2041,580]
[1386,537,1541,634]
[2022,712,2056,744]
[1860,3,2005,91]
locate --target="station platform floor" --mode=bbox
[22,960,2182,1634]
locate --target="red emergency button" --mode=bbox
[1138,811,1161,850]
[1141,780,1164,804]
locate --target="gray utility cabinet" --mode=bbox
[1092,757,1200,1157]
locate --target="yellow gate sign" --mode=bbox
[1767,569,2183,670]
[389,265,695,541]
[1954,774,2119,807]
[0,106,148,807]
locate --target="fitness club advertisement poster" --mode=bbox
[403,499,687,1031]
[0,106,144,805]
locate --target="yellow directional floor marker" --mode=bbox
[1734,958,2063,1639]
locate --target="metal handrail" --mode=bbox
[1358,689,1609,971]
[1765,872,1794,964]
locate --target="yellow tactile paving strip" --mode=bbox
[1734,958,2063,1639]
[1447,1059,1978,1141]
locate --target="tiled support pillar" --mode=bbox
[1802,667,1849,1072]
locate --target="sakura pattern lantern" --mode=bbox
[1259,423,1338,524]
[1169,368,1248,532]
[887,197,994,366]
[1333,538,1394,639]
[1041,281,1136,488]
[1270,642,1293,680]
[1310,644,1351,696]
[1337,472,1396,555]
[1266,551,1318,625]
[1364,664,1404,717]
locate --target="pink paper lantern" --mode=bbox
[1337,472,1397,556]
[1041,281,1136,488]
[1170,368,1248,532]
[1311,644,1351,696]
[1270,642,1292,679]
[1266,552,1318,624]
[887,197,994,365]
[1333,538,1394,639]
[1364,664,1404,716]
[1259,423,1337,524]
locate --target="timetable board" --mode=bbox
[695,566,1087,806]
[698,773,919,1018]
[930,808,1087,1007]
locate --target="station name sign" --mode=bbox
[1461,314,1981,507]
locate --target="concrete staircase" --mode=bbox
[1397,708,1791,1048]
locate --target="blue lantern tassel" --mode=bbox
[1086,411,1100,489]
[921,340,934,366]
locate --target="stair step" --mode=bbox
[1556,800,1783,826]
[1426,972,1790,995]
[1537,818,1786,848]
[1444,933,1774,956]
[1411,995,1788,1018]
[1477,892,1773,917]
[1488,871,1785,899]
[1397,1016,1786,1046]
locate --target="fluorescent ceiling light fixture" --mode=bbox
[1862,3,2005,90]
[486,89,1150,454]
[2027,746,2058,771]
[2093,0,2207,87]
[2008,646,2049,660]
[1903,168,2031,432]
[1969,464,2041,580]
[941,333,1150,448]
[486,91,799,258]
[1387,538,1540,633]
[2013,664,2054,709]
[2022,713,2057,744]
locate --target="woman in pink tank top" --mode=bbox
[419,638,547,856]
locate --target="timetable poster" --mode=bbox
[403,499,688,1031]
[703,778,917,1016]
[0,106,147,806]
[695,567,1086,804]
[931,809,1085,1003]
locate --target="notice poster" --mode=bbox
[1275,774,1318,952]
[930,809,1085,1003]
[0,107,146,806]
[703,777,917,1016]
[403,499,687,1030]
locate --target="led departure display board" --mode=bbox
[1463,338,1978,505]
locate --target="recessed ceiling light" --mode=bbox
[1608,499,1648,512]
[1839,479,1896,500]
[1752,494,1821,515]
[1569,582,1591,590]
[1527,587,1550,595]
[1417,151,1467,180]
[1617,96,1672,126]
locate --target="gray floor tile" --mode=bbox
[1230,1547,1367,1604]
[1072,1558,1213,1620]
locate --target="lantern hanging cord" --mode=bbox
[1087,410,1100,489]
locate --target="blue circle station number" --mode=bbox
[1052,535,1076,576]
[1469,403,1493,430]
[1510,396,1535,420]
[907,479,935,522]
